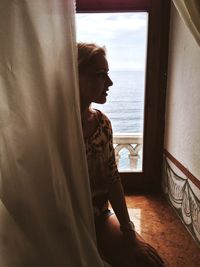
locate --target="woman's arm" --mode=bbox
[105,115,135,232]
[106,121,165,265]
[108,180,136,241]
[109,181,166,266]
[108,180,131,226]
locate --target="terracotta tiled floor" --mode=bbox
[125,194,200,267]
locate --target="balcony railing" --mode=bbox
[113,133,143,171]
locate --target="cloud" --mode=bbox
[76,13,147,31]
[76,12,148,70]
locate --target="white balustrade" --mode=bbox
[113,133,143,171]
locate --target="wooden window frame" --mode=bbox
[76,0,171,193]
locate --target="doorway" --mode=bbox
[76,0,171,192]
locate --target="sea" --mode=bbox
[93,70,145,170]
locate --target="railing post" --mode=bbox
[129,155,139,170]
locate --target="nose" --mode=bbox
[106,74,113,87]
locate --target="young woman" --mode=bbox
[78,42,165,267]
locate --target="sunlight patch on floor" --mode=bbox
[128,208,141,234]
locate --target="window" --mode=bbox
[76,12,148,172]
[76,0,170,192]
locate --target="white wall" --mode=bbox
[163,2,200,245]
[165,3,200,180]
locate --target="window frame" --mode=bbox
[76,0,171,192]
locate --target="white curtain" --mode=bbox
[0,1,110,266]
[172,0,200,46]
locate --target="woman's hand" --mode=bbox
[122,228,166,267]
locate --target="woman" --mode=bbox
[78,42,165,267]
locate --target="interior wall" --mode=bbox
[163,2,200,245]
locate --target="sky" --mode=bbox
[76,12,148,71]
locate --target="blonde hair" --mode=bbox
[77,42,106,73]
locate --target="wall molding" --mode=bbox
[163,149,200,246]
[163,149,200,189]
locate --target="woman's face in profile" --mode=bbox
[79,54,113,105]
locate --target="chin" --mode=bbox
[98,98,107,104]
[94,96,107,104]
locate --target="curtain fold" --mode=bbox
[172,0,200,46]
[0,0,110,266]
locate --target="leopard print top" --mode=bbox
[84,109,120,218]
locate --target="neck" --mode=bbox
[80,101,92,125]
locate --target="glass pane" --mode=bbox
[76,12,148,172]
